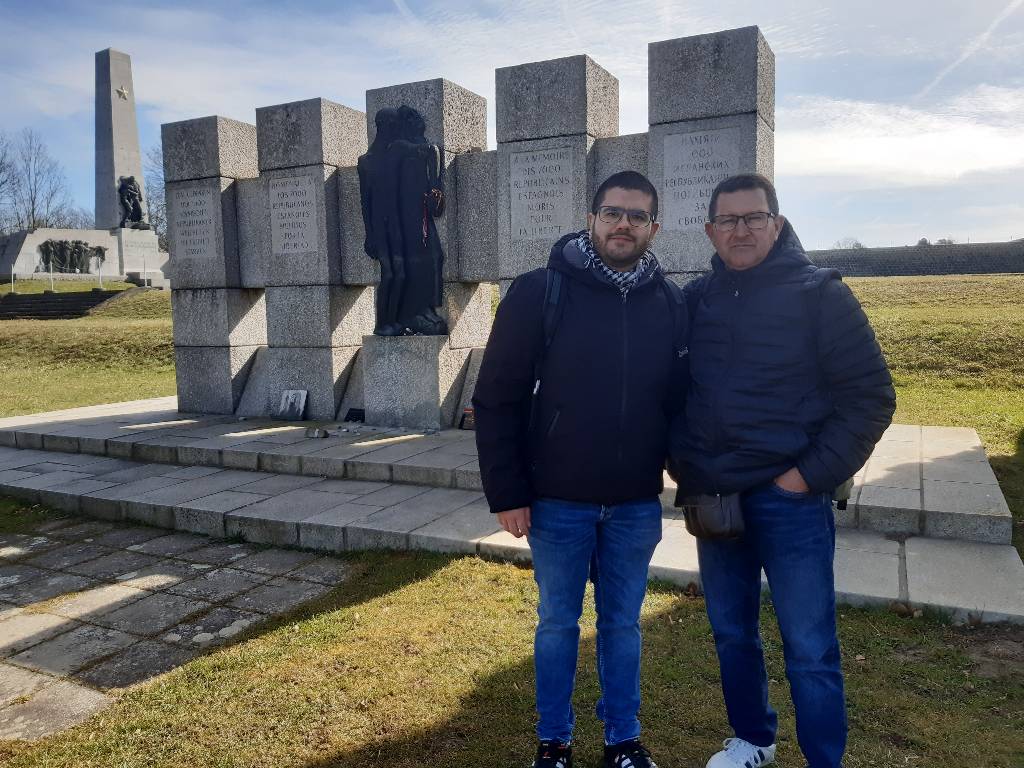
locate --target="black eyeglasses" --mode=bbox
[596,206,654,228]
[710,212,776,232]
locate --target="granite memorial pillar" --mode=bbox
[495,55,619,281]
[647,26,775,276]
[162,116,265,414]
[233,98,373,421]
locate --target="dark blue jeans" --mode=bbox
[527,496,663,745]
[697,483,846,768]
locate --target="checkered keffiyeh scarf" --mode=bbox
[575,231,655,296]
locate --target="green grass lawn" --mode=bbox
[0,279,137,296]
[0,275,1022,766]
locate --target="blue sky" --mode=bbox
[1,0,1022,249]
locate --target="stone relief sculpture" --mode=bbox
[117,175,150,229]
[37,239,108,274]
[357,105,447,336]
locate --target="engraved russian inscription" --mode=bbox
[170,186,216,259]
[270,175,319,257]
[662,128,740,232]
[509,148,574,240]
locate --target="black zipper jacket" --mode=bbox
[473,232,688,514]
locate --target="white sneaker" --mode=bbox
[705,737,776,768]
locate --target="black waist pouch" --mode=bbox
[681,493,745,540]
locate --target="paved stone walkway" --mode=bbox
[0,516,351,740]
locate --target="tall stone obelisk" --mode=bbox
[95,48,147,230]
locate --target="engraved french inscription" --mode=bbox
[510,148,574,240]
[170,187,216,259]
[270,176,319,257]
[662,129,740,232]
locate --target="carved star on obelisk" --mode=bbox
[116,86,129,100]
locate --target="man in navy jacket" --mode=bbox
[473,171,687,768]
[670,174,895,768]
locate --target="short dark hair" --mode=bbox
[708,173,779,220]
[592,171,659,221]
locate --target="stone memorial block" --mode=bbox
[175,346,260,414]
[161,116,259,183]
[362,335,472,430]
[235,346,360,422]
[96,48,147,230]
[256,98,366,172]
[648,26,774,128]
[647,27,774,274]
[171,288,267,347]
[117,227,162,276]
[591,133,648,201]
[236,177,268,288]
[337,166,378,286]
[497,135,594,278]
[366,78,486,154]
[496,55,619,143]
[265,285,375,347]
[261,165,341,286]
[443,282,493,349]
[454,150,498,282]
[336,350,365,421]
[166,177,239,288]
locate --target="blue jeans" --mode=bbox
[697,483,846,768]
[527,496,663,745]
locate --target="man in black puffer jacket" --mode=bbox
[474,171,687,768]
[670,174,895,768]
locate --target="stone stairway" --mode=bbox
[0,290,124,320]
[0,397,1021,623]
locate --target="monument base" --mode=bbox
[362,335,472,430]
[234,346,359,421]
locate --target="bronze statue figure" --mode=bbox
[117,175,148,229]
[37,239,107,274]
[357,105,447,336]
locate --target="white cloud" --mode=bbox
[776,87,1024,187]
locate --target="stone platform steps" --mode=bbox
[0,399,1021,624]
[0,290,124,320]
[0,398,1013,546]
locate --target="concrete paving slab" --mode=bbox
[76,640,199,690]
[346,488,484,550]
[89,526,167,550]
[259,441,342,474]
[880,424,921,442]
[0,572,98,607]
[230,548,321,576]
[174,491,270,538]
[228,576,334,615]
[649,521,700,586]
[922,480,1012,544]
[307,479,390,496]
[454,462,483,491]
[5,471,95,500]
[0,662,54,707]
[177,541,260,567]
[126,532,210,557]
[164,567,269,602]
[225,488,353,546]
[159,465,225,480]
[862,456,920,490]
[0,678,112,740]
[42,582,148,620]
[348,483,432,508]
[922,457,1000,485]
[298,503,381,552]
[36,478,123,513]
[162,606,266,647]
[289,557,352,585]
[23,542,111,570]
[833,547,901,607]
[0,564,49,589]
[906,537,1024,623]
[409,501,501,554]
[46,520,117,541]
[93,591,211,636]
[230,474,323,495]
[90,463,172,483]
[300,443,380,477]
[477,528,532,563]
[9,623,137,675]
[0,612,75,656]
[15,462,88,475]
[0,469,40,490]
[0,534,62,562]
[66,550,167,581]
[857,484,921,536]
[115,558,206,591]
[835,529,901,555]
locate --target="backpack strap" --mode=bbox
[529,268,567,433]
[658,276,687,357]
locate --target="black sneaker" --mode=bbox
[603,739,657,768]
[533,739,573,768]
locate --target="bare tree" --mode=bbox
[0,132,16,233]
[831,237,866,250]
[144,144,167,251]
[7,128,72,231]
[50,205,95,229]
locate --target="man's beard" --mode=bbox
[593,229,645,269]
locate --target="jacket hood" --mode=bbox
[547,230,663,290]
